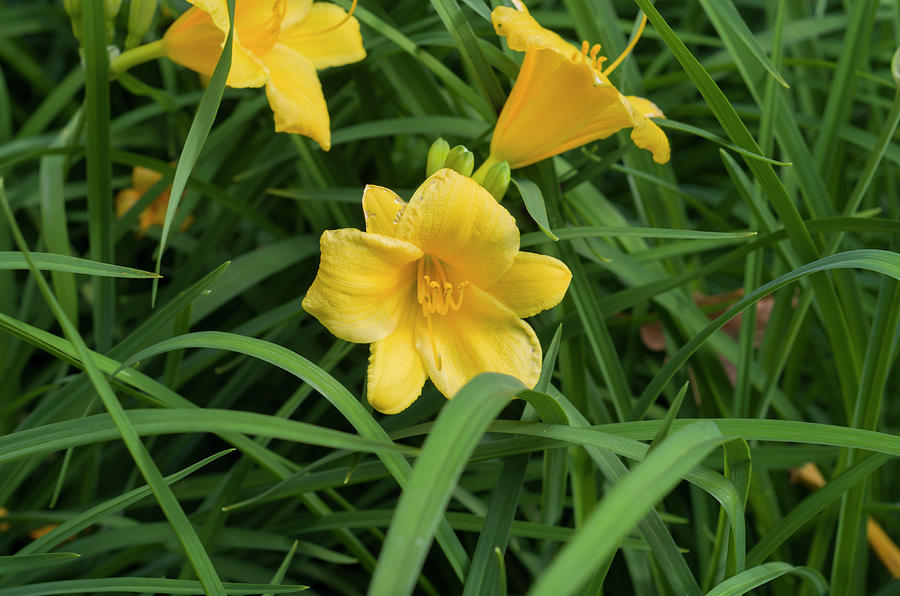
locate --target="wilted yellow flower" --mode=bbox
[791,462,900,579]
[115,166,193,235]
[163,0,365,150]
[485,3,669,169]
[302,169,572,414]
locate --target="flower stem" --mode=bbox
[109,38,166,78]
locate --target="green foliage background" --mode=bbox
[0,0,899,594]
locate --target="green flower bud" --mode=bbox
[106,0,122,16]
[63,0,83,42]
[126,0,158,49]
[105,0,122,43]
[63,0,82,19]
[444,145,474,177]
[426,138,450,177]
[481,160,511,202]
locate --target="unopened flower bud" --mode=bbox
[444,145,474,177]
[126,0,158,49]
[63,0,83,42]
[105,0,122,43]
[426,138,450,177]
[106,0,122,18]
[481,160,511,201]
[63,0,81,17]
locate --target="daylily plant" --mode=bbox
[482,2,670,171]
[302,169,572,414]
[163,0,365,150]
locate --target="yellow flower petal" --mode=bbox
[559,94,670,164]
[186,0,284,53]
[163,5,268,87]
[396,169,519,288]
[492,5,577,59]
[362,185,407,238]
[489,48,619,168]
[139,205,163,231]
[367,292,427,414]
[235,0,285,55]
[624,96,670,164]
[187,0,230,31]
[131,166,164,192]
[302,228,423,343]
[627,95,665,119]
[115,188,141,219]
[489,252,572,318]
[279,2,367,70]
[283,0,314,24]
[261,43,332,149]
[415,284,542,398]
[115,167,181,234]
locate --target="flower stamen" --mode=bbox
[578,41,608,71]
[416,256,470,371]
[296,0,358,37]
[602,13,647,76]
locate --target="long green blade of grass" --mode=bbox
[0,579,308,595]
[0,555,80,576]
[0,409,413,466]
[704,562,827,596]
[0,252,160,278]
[18,449,236,555]
[0,184,227,594]
[106,331,473,581]
[369,374,527,596]
[529,421,725,596]
[152,0,235,305]
[82,0,114,350]
[37,111,80,322]
[632,0,862,414]
[631,249,900,420]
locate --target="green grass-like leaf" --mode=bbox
[0,554,80,576]
[0,252,160,278]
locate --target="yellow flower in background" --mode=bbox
[302,169,572,414]
[115,166,193,235]
[486,3,670,169]
[163,0,365,150]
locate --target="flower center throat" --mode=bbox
[416,256,470,371]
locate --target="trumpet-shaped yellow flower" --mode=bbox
[487,3,669,169]
[163,0,365,150]
[302,169,572,414]
[115,166,193,235]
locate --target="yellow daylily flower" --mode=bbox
[162,0,366,150]
[115,166,194,235]
[486,3,669,169]
[302,169,572,414]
